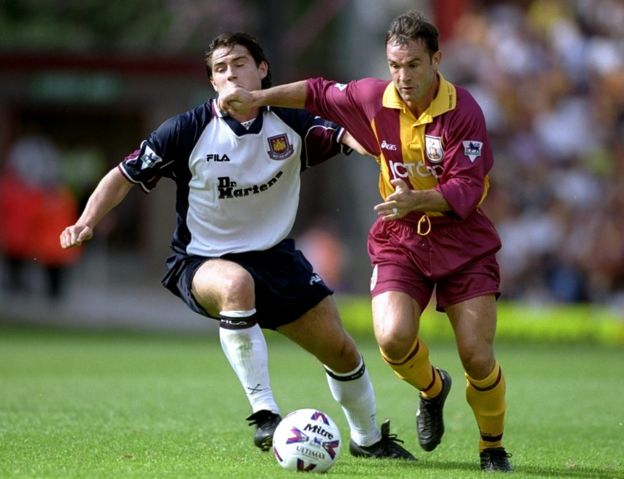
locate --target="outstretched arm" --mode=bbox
[341,130,374,157]
[221,82,373,158]
[219,81,308,115]
[60,167,133,248]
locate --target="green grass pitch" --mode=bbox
[1,326,622,478]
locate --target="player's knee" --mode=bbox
[376,330,415,361]
[194,267,255,310]
[460,345,494,378]
[220,269,255,304]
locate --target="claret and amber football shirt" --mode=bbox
[306,74,492,220]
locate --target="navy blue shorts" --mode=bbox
[161,239,333,330]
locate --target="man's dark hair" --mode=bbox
[385,11,439,58]
[205,32,272,89]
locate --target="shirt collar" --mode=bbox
[211,98,269,118]
[212,99,267,135]
[382,73,456,123]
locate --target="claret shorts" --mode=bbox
[368,210,501,312]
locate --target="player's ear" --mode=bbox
[432,51,441,70]
[258,60,268,80]
[206,65,217,90]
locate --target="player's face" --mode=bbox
[210,44,268,94]
[386,38,441,114]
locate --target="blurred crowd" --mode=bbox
[0,129,81,300]
[441,0,624,307]
[1,0,622,310]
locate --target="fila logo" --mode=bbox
[206,153,230,162]
[381,140,397,151]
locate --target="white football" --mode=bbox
[272,408,342,473]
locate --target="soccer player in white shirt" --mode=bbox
[60,32,414,460]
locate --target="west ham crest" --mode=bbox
[425,135,444,163]
[267,134,294,160]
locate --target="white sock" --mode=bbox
[325,357,381,446]
[219,309,280,415]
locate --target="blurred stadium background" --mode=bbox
[0,0,622,331]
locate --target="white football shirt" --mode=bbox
[119,100,348,256]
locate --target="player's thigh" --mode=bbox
[277,296,360,372]
[372,290,422,359]
[191,258,255,316]
[446,294,497,377]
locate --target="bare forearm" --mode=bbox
[220,80,308,114]
[252,81,307,108]
[78,167,133,228]
[409,189,450,212]
[61,167,133,248]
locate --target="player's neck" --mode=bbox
[229,108,260,124]
[406,74,439,118]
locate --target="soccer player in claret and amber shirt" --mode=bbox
[220,10,513,473]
